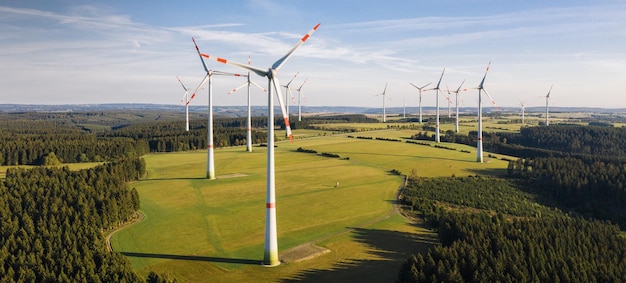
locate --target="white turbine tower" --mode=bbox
[425,69,445,143]
[189,38,246,179]
[541,85,553,126]
[198,23,320,266]
[403,97,406,119]
[176,76,191,131]
[472,62,497,163]
[296,78,308,121]
[282,72,299,136]
[227,56,267,152]
[408,82,431,124]
[375,83,390,122]
[446,80,467,133]
[519,99,527,125]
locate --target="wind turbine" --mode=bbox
[375,83,390,122]
[227,56,267,152]
[176,76,191,131]
[519,99,527,124]
[282,72,299,119]
[446,80,467,133]
[197,23,320,266]
[189,38,246,180]
[296,78,308,121]
[425,69,445,143]
[408,82,431,124]
[540,85,553,126]
[403,97,406,118]
[444,92,452,118]
[472,62,497,163]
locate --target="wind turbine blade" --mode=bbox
[482,88,498,108]
[200,53,268,77]
[383,83,388,95]
[189,74,210,102]
[421,82,432,89]
[547,84,553,98]
[272,76,293,142]
[285,72,299,87]
[409,82,419,89]
[271,23,321,71]
[250,81,267,92]
[176,76,188,91]
[455,80,466,93]
[212,70,247,77]
[297,78,308,90]
[435,68,445,89]
[227,83,248,95]
[192,37,210,73]
[479,61,491,89]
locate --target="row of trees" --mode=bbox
[0,158,145,282]
[398,213,626,282]
[397,175,626,282]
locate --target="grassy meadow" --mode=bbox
[111,127,511,282]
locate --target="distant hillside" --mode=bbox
[1,103,625,116]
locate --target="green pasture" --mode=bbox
[111,130,510,282]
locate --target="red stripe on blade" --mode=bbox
[217,58,227,64]
[266,203,275,208]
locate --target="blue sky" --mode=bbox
[1,0,625,109]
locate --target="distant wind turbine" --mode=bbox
[425,69,445,143]
[540,85,553,126]
[296,78,308,121]
[282,72,299,122]
[227,56,267,152]
[446,80,467,133]
[197,23,320,266]
[519,99,527,124]
[472,62,497,163]
[176,76,191,131]
[375,83,390,122]
[409,82,431,124]
[189,38,246,179]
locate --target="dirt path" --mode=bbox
[105,211,145,252]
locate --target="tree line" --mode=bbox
[0,158,145,282]
[397,175,626,282]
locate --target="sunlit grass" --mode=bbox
[112,129,510,282]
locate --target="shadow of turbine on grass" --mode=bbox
[279,226,438,283]
[120,252,260,265]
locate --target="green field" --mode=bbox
[111,130,510,282]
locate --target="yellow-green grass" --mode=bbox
[310,122,418,131]
[0,162,103,179]
[112,132,509,282]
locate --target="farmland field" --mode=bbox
[111,129,510,282]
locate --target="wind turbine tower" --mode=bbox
[176,76,190,131]
[473,62,497,163]
[519,99,527,124]
[199,23,320,266]
[448,80,466,133]
[296,78,308,121]
[190,38,245,179]
[375,83,389,122]
[542,85,553,126]
[425,69,445,143]
[282,72,299,120]
[227,56,267,152]
[409,82,431,124]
